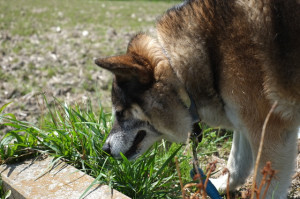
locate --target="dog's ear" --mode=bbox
[95,34,166,86]
[94,53,153,85]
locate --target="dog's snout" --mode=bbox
[102,142,111,155]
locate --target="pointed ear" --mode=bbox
[95,54,153,84]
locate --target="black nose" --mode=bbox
[102,142,111,155]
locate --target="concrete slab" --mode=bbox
[0,157,130,199]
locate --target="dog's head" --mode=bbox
[95,34,193,159]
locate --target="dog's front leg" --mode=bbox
[210,131,253,191]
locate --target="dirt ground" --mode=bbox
[0,0,173,125]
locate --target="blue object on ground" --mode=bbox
[190,167,222,199]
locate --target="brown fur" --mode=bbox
[95,0,299,197]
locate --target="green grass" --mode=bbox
[0,0,174,36]
[0,98,232,199]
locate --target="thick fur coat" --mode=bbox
[95,0,300,198]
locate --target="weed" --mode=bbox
[251,101,278,199]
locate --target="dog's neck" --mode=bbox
[154,1,234,128]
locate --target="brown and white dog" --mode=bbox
[95,0,300,198]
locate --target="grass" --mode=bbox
[0,0,174,37]
[0,97,232,199]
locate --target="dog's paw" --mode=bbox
[210,174,229,193]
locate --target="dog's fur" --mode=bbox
[95,0,300,198]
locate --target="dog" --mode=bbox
[95,0,300,198]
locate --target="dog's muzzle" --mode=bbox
[102,130,147,159]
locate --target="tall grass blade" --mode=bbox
[154,144,183,178]
[0,102,12,114]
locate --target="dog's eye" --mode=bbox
[116,110,124,119]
